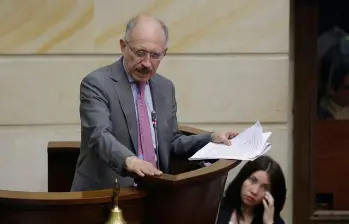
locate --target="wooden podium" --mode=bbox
[0,126,239,224]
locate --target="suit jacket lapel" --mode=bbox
[110,58,138,153]
[149,76,166,156]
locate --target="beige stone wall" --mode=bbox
[0,0,292,222]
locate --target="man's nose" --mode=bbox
[141,55,152,67]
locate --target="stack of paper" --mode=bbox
[189,121,271,161]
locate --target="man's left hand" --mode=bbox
[210,131,238,145]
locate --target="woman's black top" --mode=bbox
[216,198,285,224]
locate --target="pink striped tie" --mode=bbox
[136,82,156,167]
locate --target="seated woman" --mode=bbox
[216,155,286,224]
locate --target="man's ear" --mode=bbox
[120,39,126,53]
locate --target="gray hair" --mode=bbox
[124,15,169,46]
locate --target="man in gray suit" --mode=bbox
[71,15,237,191]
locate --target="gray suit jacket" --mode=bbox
[71,58,211,191]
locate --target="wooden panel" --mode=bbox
[142,173,228,224]
[48,144,79,192]
[315,120,349,210]
[0,188,146,224]
[292,0,318,223]
[312,210,349,223]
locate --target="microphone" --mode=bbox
[151,111,160,170]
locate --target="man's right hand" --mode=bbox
[125,156,162,177]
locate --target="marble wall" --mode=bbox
[0,0,292,222]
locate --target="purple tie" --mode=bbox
[136,82,156,167]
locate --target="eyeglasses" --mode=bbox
[124,40,166,61]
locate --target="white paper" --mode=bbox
[189,121,272,161]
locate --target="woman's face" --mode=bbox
[240,170,270,207]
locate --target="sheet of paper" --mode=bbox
[246,132,271,159]
[231,121,263,158]
[189,121,272,161]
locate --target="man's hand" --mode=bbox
[210,131,238,145]
[125,156,162,177]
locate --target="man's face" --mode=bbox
[120,25,167,82]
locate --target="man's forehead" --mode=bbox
[131,24,164,39]
[129,32,166,50]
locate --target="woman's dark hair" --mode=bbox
[224,155,286,223]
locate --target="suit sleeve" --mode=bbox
[80,75,135,175]
[169,83,212,156]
